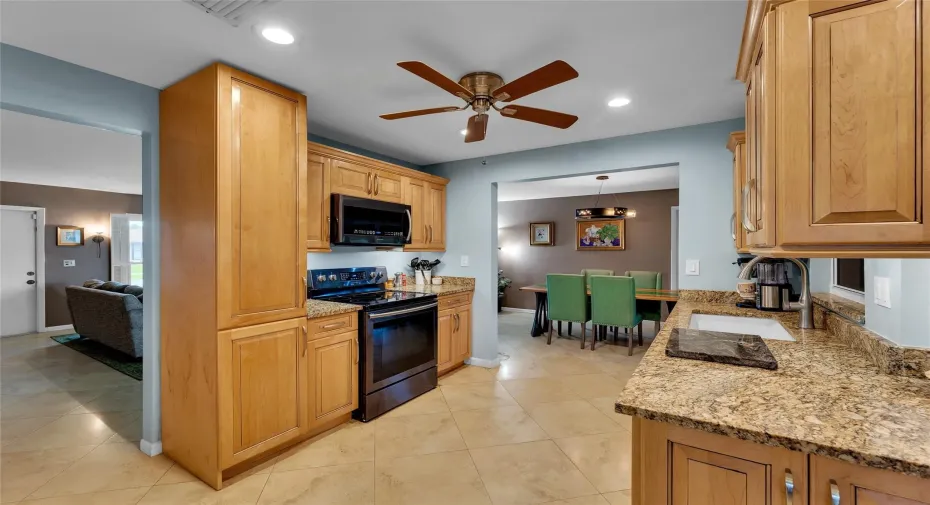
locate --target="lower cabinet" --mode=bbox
[437,294,472,375]
[308,330,358,427]
[219,317,308,467]
[670,443,767,505]
[438,308,455,372]
[810,455,930,505]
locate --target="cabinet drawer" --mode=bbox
[308,312,357,339]
[439,293,471,310]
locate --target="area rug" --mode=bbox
[51,334,142,380]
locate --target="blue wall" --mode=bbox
[425,118,744,363]
[0,43,163,450]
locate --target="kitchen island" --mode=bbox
[617,292,930,503]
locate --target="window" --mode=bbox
[834,258,864,293]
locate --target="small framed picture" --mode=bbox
[529,222,555,246]
[57,226,85,246]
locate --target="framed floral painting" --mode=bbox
[576,220,625,250]
[529,222,554,246]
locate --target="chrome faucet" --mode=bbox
[738,256,815,329]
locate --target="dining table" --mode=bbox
[517,284,680,337]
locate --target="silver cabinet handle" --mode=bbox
[405,208,412,242]
[741,180,759,232]
[730,212,737,241]
[784,470,794,505]
[301,277,307,306]
[367,173,372,194]
[302,326,308,357]
[829,480,840,505]
[355,336,359,364]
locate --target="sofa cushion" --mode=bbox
[123,285,143,298]
[99,281,128,293]
[83,279,106,289]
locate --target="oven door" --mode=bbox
[363,300,437,394]
[331,194,412,246]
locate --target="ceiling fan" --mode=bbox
[380,60,580,143]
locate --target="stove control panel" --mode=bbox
[309,266,388,291]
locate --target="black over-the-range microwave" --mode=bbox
[330,194,412,247]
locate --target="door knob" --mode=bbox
[26,280,36,285]
[26,271,34,276]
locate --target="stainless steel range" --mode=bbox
[308,266,437,421]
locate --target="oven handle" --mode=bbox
[405,208,412,243]
[368,302,438,319]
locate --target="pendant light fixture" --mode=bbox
[575,175,637,220]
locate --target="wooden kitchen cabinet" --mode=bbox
[735,0,930,257]
[405,179,447,252]
[218,317,308,468]
[372,169,403,203]
[306,152,331,252]
[437,294,472,375]
[810,455,930,505]
[330,159,373,198]
[453,305,471,365]
[670,443,767,505]
[728,131,749,253]
[427,182,446,250]
[437,308,455,373]
[308,330,359,428]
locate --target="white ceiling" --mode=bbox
[498,166,679,202]
[0,1,746,166]
[0,110,142,194]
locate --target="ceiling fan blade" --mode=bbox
[464,114,488,143]
[380,106,462,120]
[396,61,475,101]
[492,60,579,102]
[499,104,578,129]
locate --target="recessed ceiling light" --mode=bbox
[608,97,631,108]
[261,27,294,45]
[460,129,468,136]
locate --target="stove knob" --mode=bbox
[316,275,326,283]
[328,274,338,281]
[369,272,378,279]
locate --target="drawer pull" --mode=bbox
[829,480,840,505]
[302,326,308,357]
[321,321,347,330]
[784,469,794,505]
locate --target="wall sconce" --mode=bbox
[91,231,106,258]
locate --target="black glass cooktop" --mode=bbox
[314,290,435,310]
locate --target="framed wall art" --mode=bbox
[576,220,625,251]
[529,222,555,246]
[57,226,85,246]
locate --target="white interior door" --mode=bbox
[1,209,38,336]
[110,213,143,285]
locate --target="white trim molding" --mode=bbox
[1,205,46,333]
[500,307,535,313]
[465,356,501,368]
[139,439,162,457]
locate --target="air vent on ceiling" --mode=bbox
[185,0,280,27]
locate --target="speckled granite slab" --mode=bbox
[390,277,475,296]
[666,328,777,370]
[306,299,361,319]
[617,299,930,478]
[812,292,865,324]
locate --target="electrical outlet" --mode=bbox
[460,255,469,267]
[874,276,891,308]
[63,260,75,267]
[685,259,700,276]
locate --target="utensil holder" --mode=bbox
[423,270,432,284]
[415,270,425,286]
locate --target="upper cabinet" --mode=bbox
[306,142,449,253]
[727,131,749,253]
[736,0,930,257]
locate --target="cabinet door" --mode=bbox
[746,13,776,248]
[427,183,446,250]
[219,318,307,466]
[372,169,403,203]
[307,152,331,252]
[453,306,471,365]
[331,159,372,198]
[217,70,307,330]
[777,0,929,246]
[437,308,454,373]
[308,330,359,426]
[404,178,429,249]
[670,443,767,505]
[729,132,749,253]
[810,455,930,505]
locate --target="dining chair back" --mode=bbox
[546,274,591,348]
[590,275,643,354]
[625,270,663,331]
[581,269,614,288]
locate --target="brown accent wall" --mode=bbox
[0,182,142,327]
[498,189,679,310]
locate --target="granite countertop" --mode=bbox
[616,300,930,477]
[389,276,475,296]
[812,292,866,324]
[306,299,361,319]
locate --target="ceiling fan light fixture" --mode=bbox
[261,27,294,45]
[608,97,631,108]
[460,129,468,136]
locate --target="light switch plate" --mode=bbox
[685,259,700,276]
[460,255,469,267]
[63,260,75,267]
[874,276,891,308]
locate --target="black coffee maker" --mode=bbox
[754,261,793,311]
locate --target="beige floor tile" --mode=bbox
[469,440,598,504]
[69,385,143,414]
[585,398,631,431]
[139,473,267,504]
[452,406,549,449]
[257,462,374,505]
[499,378,579,408]
[155,463,198,485]
[558,374,625,400]
[601,490,631,505]
[29,443,173,499]
[374,450,491,505]
[543,496,610,505]
[374,412,465,461]
[379,389,449,419]
[528,401,622,439]
[554,432,632,493]
[439,365,496,385]
[105,414,143,444]
[440,382,518,412]
[493,359,551,380]
[19,487,151,505]
[540,357,596,377]
[0,390,102,419]
[3,411,139,453]
[0,416,58,442]
[274,420,373,471]
[1,445,96,503]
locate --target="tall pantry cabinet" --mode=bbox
[160,63,308,489]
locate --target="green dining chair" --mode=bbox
[581,269,614,288]
[590,275,643,355]
[625,270,663,332]
[546,274,591,349]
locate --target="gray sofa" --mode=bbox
[65,280,143,358]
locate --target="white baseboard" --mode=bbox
[43,324,74,332]
[500,307,536,314]
[466,356,501,368]
[139,439,162,456]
